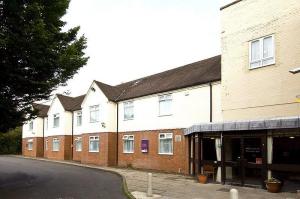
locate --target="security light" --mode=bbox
[289,67,300,74]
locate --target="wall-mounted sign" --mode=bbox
[175,135,182,142]
[141,139,149,153]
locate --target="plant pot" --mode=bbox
[265,181,282,193]
[198,174,208,184]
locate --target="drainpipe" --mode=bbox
[210,82,213,123]
[42,117,45,157]
[116,103,119,166]
[71,112,74,160]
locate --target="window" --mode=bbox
[89,136,99,152]
[27,139,33,150]
[53,113,60,128]
[159,133,173,154]
[249,35,275,69]
[52,138,60,151]
[45,140,48,151]
[123,135,134,153]
[76,111,82,126]
[90,105,99,123]
[124,101,134,120]
[45,118,48,130]
[75,137,82,152]
[28,121,33,131]
[159,94,172,116]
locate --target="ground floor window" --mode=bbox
[27,139,33,150]
[89,136,99,152]
[75,137,82,152]
[159,133,173,154]
[45,139,48,151]
[123,135,134,153]
[273,136,300,164]
[52,138,60,151]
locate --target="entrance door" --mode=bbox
[223,136,266,187]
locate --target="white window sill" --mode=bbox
[28,149,33,151]
[158,153,173,155]
[158,114,172,117]
[89,150,99,153]
[123,151,134,154]
[52,150,59,152]
[75,150,82,152]
[124,118,134,121]
[89,121,99,123]
[249,62,275,70]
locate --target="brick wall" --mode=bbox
[80,132,117,166]
[44,135,72,160]
[118,129,189,174]
[22,137,44,157]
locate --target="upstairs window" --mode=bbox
[76,111,82,126]
[75,137,82,152]
[29,121,33,131]
[89,136,99,152]
[90,105,99,123]
[159,133,173,155]
[159,94,172,116]
[123,135,134,153]
[27,139,33,150]
[53,113,60,128]
[52,138,60,151]
[249,35,275,69]
[124,101,134,120]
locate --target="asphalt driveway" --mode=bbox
[0,156,127,199]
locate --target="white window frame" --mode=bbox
[52,138,60,151]
[27,139,33,151]
[76,111,82,126]
[45,139,48,151]
[89,105,100,123]
[123,135,134,153]
[158,94,172,116]
[249,34,275,69]
[75,137,82,152]
[158,133,173,155]
[53,113,60,128]
[124,101,134,120]
[28,121,33,131]
[89,136,99,152]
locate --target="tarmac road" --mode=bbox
[0,156,127,199]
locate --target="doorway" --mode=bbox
[223,136,266,187]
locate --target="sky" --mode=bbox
[56,0,233,97]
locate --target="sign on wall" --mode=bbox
[141,139,149,153]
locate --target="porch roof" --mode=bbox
[184,116,300,135]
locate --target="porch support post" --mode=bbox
[221,132,225,184]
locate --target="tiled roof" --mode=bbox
[56,94,86,111]
[32,103,49,118]
[95,55,221,102]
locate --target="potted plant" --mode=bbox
[265,178,282,193]
[197,173,208,184]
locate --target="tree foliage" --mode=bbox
[0,127,22,154]
[0,0,89,132]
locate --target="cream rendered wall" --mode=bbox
[80,82,117,134]
[118,83,222,132]
[46,97,72,136]
[22,117,44,138]
[221,0,300,120]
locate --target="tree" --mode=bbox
[0,0,89,132]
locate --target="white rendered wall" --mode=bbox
[80,82,117,134]
[22,117,44,138]
[118,82,222,132]
[46,97,72,136]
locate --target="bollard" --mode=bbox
[147,173,153,197]
[230,188,238,199]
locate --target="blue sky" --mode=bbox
[57,0,232,96]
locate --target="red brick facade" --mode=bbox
[43,135,72,160]
[22,137,44,157]
[80,132,117,166]
[118,129,189,174]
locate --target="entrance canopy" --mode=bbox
[184,116,300,135]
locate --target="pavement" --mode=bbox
[0,156,126,199]
[4,156,300,199]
